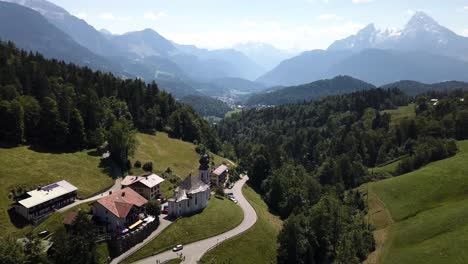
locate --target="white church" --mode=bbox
[168,154,212,218]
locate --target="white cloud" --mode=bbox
[74,12,87,20]
[464,6,468,11]
[462,29,468,37]
[143,11,167,21]
[352,0,374,4]
[317,13,343,21]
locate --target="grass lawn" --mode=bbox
[366,140,468,264]
[131,132,229,197]
[131,133,227,178]
[122,196,243,264]
[200,186,283,264]
[165,259,182,264]
[96,242,111,264]
[370,159,402,175]
[382,104,416,126]
[0,146,115,235]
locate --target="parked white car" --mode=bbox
[172,244,183,252]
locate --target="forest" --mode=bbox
[218,88,468,263]
[180,95,232,118]
[0,41,220,166]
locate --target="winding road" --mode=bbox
[124,175,258,264]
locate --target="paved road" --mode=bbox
[132,175,258,264]
[58,178,122,212]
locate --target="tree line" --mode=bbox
[218,87,468,263]
[0,41,220,166]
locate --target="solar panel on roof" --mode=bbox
[42,183,59,191]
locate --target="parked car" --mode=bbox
[162,205,169,214]
[172,244,183,252]
[38,230,49,238]
[229,196,238,204]
[226,192,234,197]
[227,183,234,189]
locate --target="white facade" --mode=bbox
[92,202,126,232]
[168,172,211,218]
[168,188,210,218]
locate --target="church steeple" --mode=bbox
[199,154,211,184]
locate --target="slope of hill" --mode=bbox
[180,95,232,118]
[131,133,227,178]
[0,1,121,73]
[111,28,177,58]
[3,0,120,57]
[200,186,282,264]
[366,140,468,264]
[0,132,228,235]
[257,49,352,86]
[382,80,468,96]
[0,147,116,234]
[246,76,376,106]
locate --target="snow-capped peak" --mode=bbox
[404,12,441,33]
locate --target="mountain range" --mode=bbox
[2,0,468,103]
[258,12,468,87]
[0,0,272,98]
[233,42,296,70]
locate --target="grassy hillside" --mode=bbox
[200,186,282,264]
[382,104,416,126]
[132,133,226,177]
[0,147,115,235]
[366,140,468,264]
[121,196,243,264]
[0,132,227,235]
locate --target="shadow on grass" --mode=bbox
[99,158,122,179]
[0,141,20,149]
[87,149,101,157]
[27,144,77,154]
[8,207,30,229]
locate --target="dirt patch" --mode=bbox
[361,184,394,264]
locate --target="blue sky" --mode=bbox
[50,0,468,51]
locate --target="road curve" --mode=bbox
[132,175,258,264]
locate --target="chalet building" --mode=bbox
[14,180,78,224]
[168,155,211,218]
[92,188,147,232]
[211,164,228,186]
[121,173,165,200]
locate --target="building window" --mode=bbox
[179,203,181,208]
[195,196,198,205]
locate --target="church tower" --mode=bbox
[199,154,211,184]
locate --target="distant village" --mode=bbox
[12,154,229,256]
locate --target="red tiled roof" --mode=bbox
[96,188,147,218]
